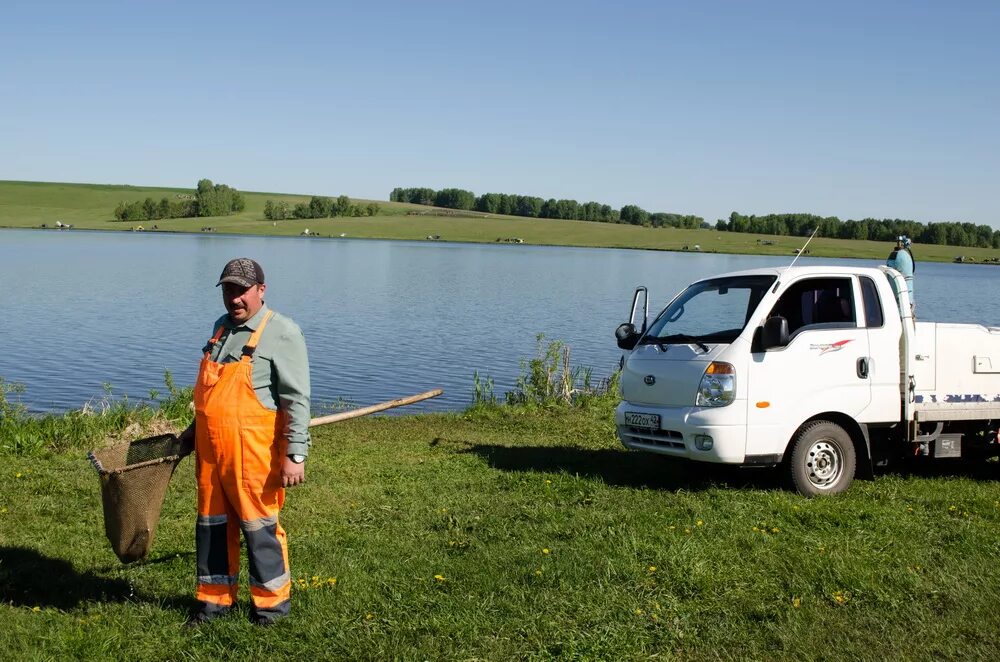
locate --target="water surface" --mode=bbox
[1,229,995,413]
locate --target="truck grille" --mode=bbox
[622,427,685,450]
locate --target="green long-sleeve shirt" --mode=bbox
[205,303,312,457]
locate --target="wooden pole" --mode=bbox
[308,389,443,427]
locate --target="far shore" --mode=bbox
[2,180,998,264]
[7,219,1000,267]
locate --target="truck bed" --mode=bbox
[911,322,1000,422]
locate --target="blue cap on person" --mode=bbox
[217,257,265,288]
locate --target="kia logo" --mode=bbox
[644,375,656,385]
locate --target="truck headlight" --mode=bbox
[696,361,735,407]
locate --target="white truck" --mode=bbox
[614,265,1000,495]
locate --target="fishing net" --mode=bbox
[88,434,192,564]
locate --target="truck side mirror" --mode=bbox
[615,322,640,350]
[761,316,789,350]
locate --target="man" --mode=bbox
[886,235,915,308]
[179,257,311,627]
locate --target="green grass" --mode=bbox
[4,397,1000,658]
[2,179,999,263]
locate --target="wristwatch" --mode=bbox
[288,454,306,464]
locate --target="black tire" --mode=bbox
[787,420,856,496]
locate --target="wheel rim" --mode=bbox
[805,439,843,489]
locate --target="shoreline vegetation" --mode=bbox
[2,179,1000,264]
[4,342,1000,657]
[0,336,603,455]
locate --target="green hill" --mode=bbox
[1,179,996,263]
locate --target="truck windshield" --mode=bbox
[641,275,776,346]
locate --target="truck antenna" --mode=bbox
[773,227,819,292]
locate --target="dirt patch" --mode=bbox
[99,417,182,449]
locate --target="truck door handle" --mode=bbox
[857,357,869,379]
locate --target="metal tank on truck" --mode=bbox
[613,264,1000,495]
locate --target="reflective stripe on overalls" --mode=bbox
[194,310,291,618]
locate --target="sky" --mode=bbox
[2,0,998,226]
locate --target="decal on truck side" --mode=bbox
[809,339,854,355]
[915,394,1000,403]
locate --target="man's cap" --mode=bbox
[217,257,265,288]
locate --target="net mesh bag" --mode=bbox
[88,434,192,564]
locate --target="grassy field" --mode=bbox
[4,395,1000,659]
[2,179,998,263]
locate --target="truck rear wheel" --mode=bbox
[787,421,856,496]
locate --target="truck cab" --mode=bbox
[615,265,1000,495]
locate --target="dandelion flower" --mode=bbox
[32,606,40,612]
[15,473,22,479]
[648,566,657,573]
[535,570,542,576]
[542,548,550,555]
[634,608,644,615]
[366,612,375,620]
[545,480,552,485]
[792,597,801,608]
[696,520,703,526]
[434,574,446,582]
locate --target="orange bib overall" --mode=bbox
[194,311,292,619]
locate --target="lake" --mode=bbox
[1,229,996,414]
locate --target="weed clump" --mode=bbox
[470,334,620,415]
[0,372,194,456]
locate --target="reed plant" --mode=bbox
[503,334,619,409]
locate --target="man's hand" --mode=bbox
[281,456,306,487]
[178,425,195,457]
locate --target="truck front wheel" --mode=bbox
[787,421,856,496]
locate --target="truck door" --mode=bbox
[746,276,871,457]
[859,274,903,422]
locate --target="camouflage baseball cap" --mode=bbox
[217,257,265,288]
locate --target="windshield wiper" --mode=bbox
[647,334,709,352]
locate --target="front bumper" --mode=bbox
[615,401,747,464]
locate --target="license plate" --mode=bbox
[625,412,660,429]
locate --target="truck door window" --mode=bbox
[859,276,884,328]
[769,277,856,336]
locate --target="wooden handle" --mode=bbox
[308,389,443,427]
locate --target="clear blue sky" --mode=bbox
[2,0,997,226]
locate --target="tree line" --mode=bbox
[113,179,245,222]
[717,212,1000,248]
[263,196,379,220]
[389,187,705,228]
